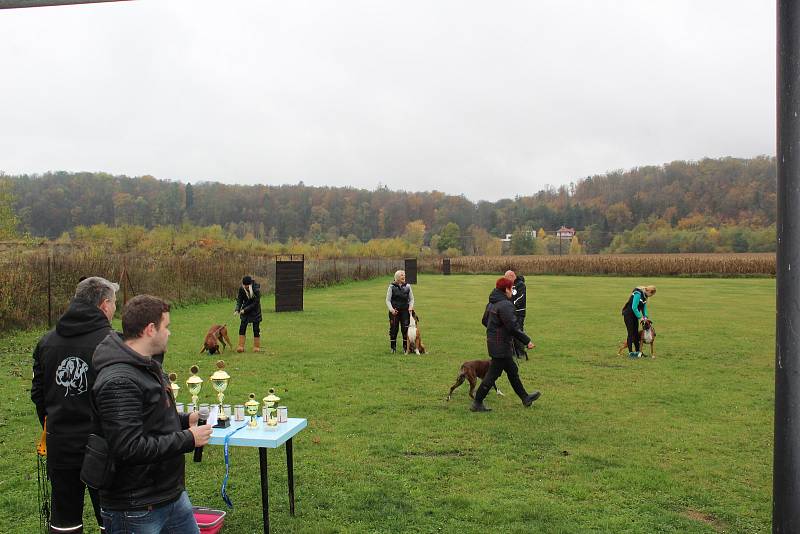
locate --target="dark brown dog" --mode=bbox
[617,318,657,358]
[447,359,504,401]
[201,324,232,355]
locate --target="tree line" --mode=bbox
[1,155,776,254]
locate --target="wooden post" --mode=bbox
[47,251,52,328]
[122,257,128,306]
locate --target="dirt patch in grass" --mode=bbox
[685,509,728,532]
[403,449,472,458]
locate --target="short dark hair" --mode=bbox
[122,295,170,340]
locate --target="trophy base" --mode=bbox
[213,418,231,428]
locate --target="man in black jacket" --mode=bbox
[471,277,541,412]
[31,276,118,534]
[505,270,529,360]
[234,275,262,353]
[91,295,212,534]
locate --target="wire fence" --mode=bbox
[0,250,401,333]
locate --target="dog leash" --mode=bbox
[221,424,247,508]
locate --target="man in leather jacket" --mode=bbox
[504,270,529,360]
[31,276,118,534]
[471,277,541,412]
[91,295,212,533]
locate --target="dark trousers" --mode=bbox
[623,311,640,352]
[388,310,410,350]
[512,314,527,358]
[239,320,261,337]
[48,465,103,533]
[474,357,529,403]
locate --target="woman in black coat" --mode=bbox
[471,277,541,412]
[234,275,262,352]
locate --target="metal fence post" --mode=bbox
[774,2,800,531]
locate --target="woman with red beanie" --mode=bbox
[471,277,541,412]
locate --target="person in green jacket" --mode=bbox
[621,285,656,358]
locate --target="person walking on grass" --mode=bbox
[471,277,541,412]
[31,276,118,534]
[386,270,415,354]
[234,275,262,353]
[504,269,529,360]
[621,285,656,359]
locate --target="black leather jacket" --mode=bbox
[91,332,194,510]
[482,288,531,359]
[512,275,527,317]
[31,299,112,468]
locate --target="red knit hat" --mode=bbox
[496,277,513,290]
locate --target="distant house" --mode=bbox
[556,226,576,240]
[500,234,512,253]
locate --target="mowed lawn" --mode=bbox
[0,275,774,533]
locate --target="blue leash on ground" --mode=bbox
[221,424,247,508]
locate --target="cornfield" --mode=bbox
[418,253,776,277]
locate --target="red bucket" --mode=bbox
[193,506,226,534]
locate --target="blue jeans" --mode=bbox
[100,491,199,534]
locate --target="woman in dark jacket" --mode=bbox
[471,277,541,412]
[234,275,262,352]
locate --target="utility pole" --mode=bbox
[774,2,800,531]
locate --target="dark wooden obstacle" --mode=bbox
[275,254,304,312]
[442,258,451,275]
[404,258,417,284]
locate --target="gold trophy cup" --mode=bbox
[168,372,181,400]
[263,388,281,427]
[210,361,231,428]
[245,393,259,429]
[186,365,203,412]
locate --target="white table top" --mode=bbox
[208,417,307,448]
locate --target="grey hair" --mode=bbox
[394,270,405,282]
[74,276,119,306]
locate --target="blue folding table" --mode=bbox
[209,417,307,533]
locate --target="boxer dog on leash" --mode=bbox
[617,318,657,358]
[447,359,503,400]
[405,310,426,355]
[201,324,233,354]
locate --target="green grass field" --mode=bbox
[0,275,774,533]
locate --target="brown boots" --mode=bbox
[236,336,261,352]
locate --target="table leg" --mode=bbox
[259,447,269,534]
[286,438,295,516]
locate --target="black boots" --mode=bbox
[523,391,541,407]
[390,340,396,353]
[470,401,491,412]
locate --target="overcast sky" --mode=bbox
[0,0,775,202]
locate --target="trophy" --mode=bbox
[245,393,259,429]
[186,365,203,412]
[210,361,231,428]
[168,372,181,400]
[263,388,281,427]
[168,372,183,413]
